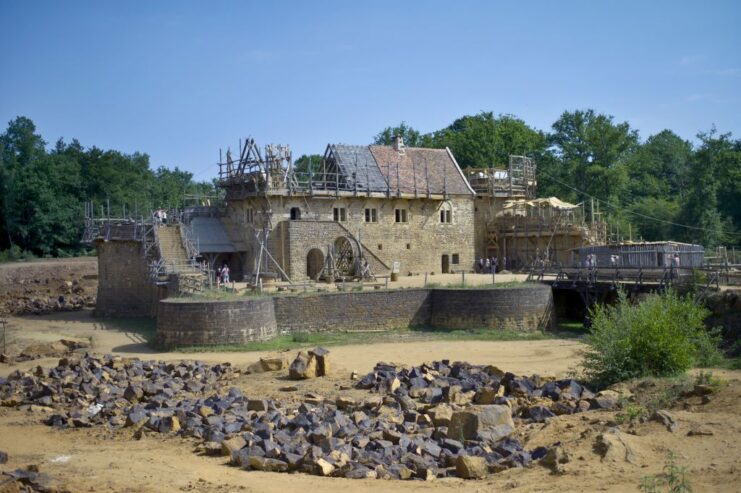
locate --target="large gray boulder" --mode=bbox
[448,405,515,443]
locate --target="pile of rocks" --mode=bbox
[356,360,614,421]
[0,355,236,428]
[0,355,612,481]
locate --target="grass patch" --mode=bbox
[640,451,693,493]
[174,325,559,353]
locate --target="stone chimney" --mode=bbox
[393,135,405,154]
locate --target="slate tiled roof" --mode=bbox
[190,217,236,253]
[329,145,389,192]
[327,144,473,196]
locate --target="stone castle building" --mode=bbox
[213,136,476,282]
[84,133,604,317]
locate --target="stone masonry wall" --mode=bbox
[156,297,277,348]
[95,241,165,317]
[429,285,554,331]
[227,195,475,281]
[273,289,431,333]
[155,285,554,347]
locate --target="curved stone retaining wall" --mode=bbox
[274,289,431,334]
[156,297,277,348]
[155,285,553,348]
[429,285,553,331]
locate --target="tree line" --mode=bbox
[2,110,739,259]
[371,111,740,248]
[0,116,215,257]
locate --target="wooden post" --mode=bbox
[424,272,428,287]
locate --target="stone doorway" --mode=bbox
[441,254,450,273]
[306,248,324,280]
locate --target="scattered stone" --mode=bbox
[0,451,7,464]
[540,446,569,473]
[314,458,335,476]
[650,410,677,432]
[456,455,488,479]
[524,405,556,423]
[289,352,317,380]
[222,436,247,456]
[687,426,713,436]
[203,442,222,456]
[336,396,356,410]
[259,357,288,372]
[308,347,330,377]
[594,430,636,464]
[247,399,268,412]
[449,405,515,443]
[0,354,606,482]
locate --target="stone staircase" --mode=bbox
[156,225,207,294]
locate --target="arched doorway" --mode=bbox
[441,254,450,273]
[306,248,324,279]
[290,207,301,220]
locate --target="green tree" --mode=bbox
[430,112,547,169]
[372,122,422,146]
[293,154,324,176]
[626,130,693,201]
[628,197,680,241]
[549,109,638,205]
[677,129,738,247]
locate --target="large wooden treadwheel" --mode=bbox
[333,236,356,277]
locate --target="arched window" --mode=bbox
[439,203,452,224]
[290,207,301,220]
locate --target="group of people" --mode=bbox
[153,208,168,225]
[585,253,621,268]
[216,262,230,286]
[476,256,505,273]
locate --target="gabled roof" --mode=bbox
[369,146,473,196]
[327,144,389,192]
[325,144,473,196]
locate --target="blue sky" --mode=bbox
[1,1,739,181]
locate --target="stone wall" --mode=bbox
[95,241,165,317]
[429,285,553,331]
[228,195,475,281]
[274,289,431,333]
[155,285,554,347]
[156,297,277,348]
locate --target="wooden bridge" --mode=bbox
[526,266,721,308]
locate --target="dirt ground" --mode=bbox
[0,260,739,492]
[0,257,97,315]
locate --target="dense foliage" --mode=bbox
[375,112,741,247]
[0,117,215,257]
[580,290,722,388]
[1,109,739,258]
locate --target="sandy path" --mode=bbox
[0,310,583,378]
